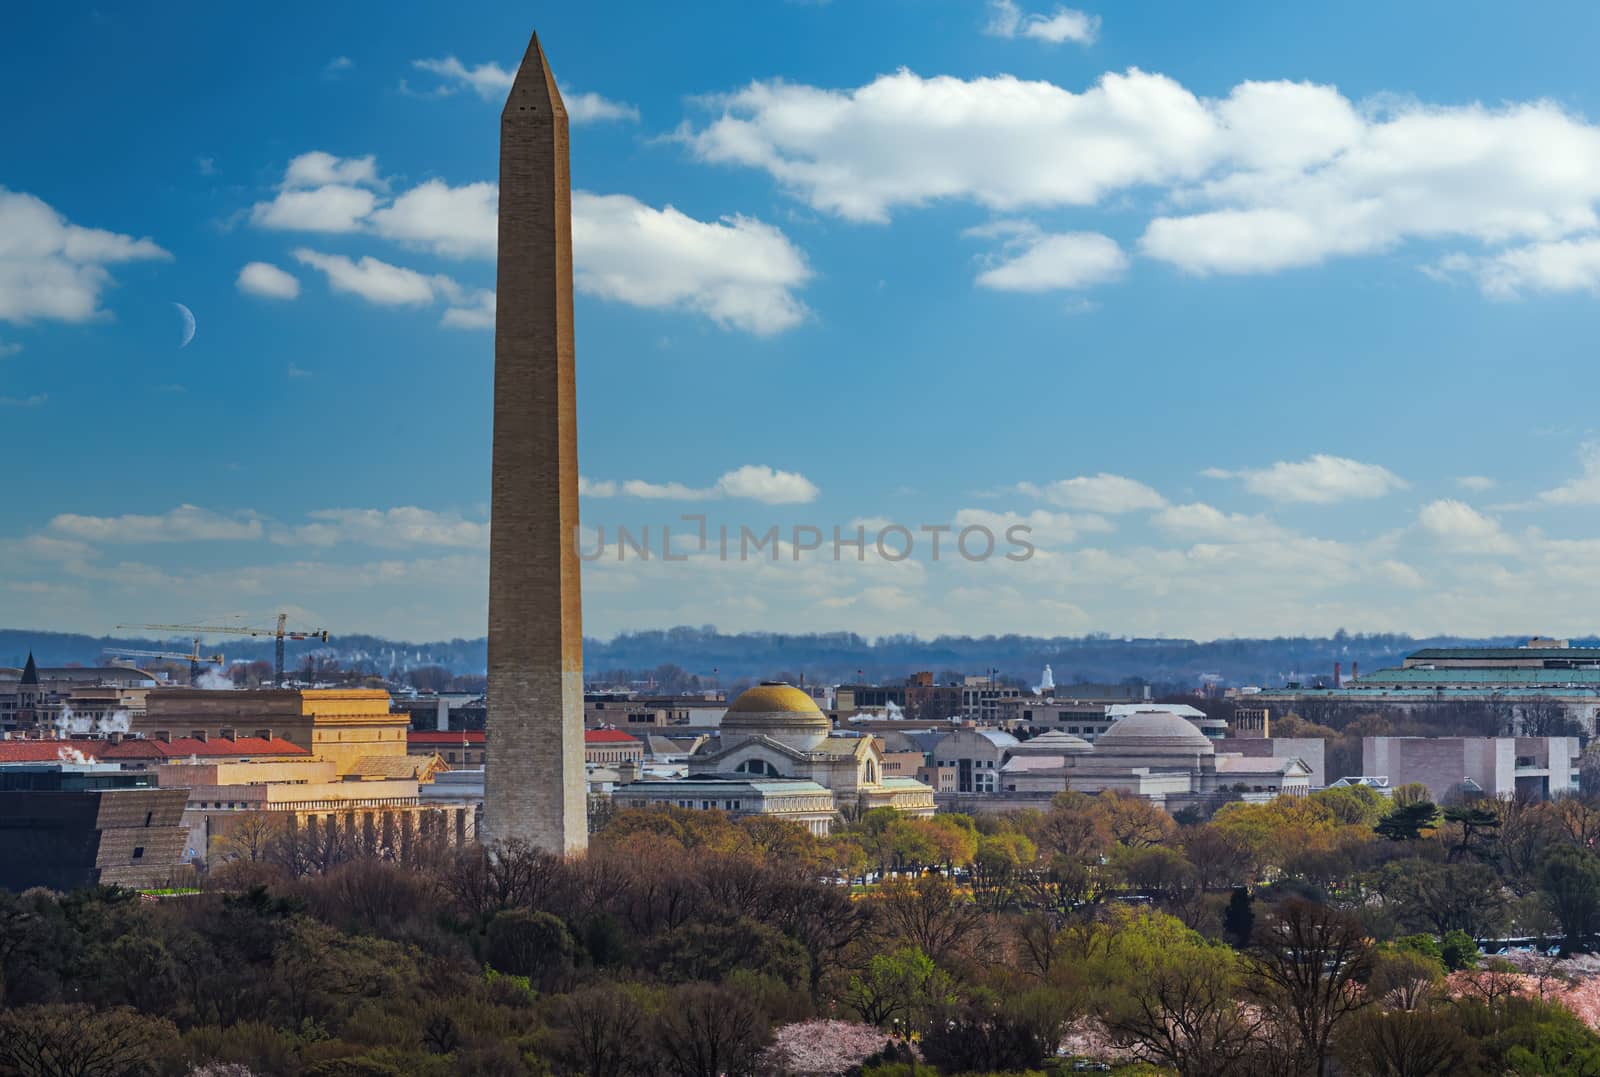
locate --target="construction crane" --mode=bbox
[102,640,224,687]
[116,614,329,687]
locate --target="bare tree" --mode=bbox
[1249,898,1376,1077]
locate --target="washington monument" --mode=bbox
[483,30,587,854]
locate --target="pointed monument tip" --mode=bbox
[504,29,566,120]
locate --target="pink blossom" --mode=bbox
[764,1019,898,1075]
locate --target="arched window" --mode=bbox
[864,760,877,784]
[736,758,780,777]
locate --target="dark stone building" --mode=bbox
[0,767,188,891]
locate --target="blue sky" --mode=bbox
[7,0,1600,643]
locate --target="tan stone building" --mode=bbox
[137,688,411,777]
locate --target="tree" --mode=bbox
[1092,909,1260,1077]
[969,832,1034,909]
[1370,860,1508,940]
[1368,945,1445,1011]
[485,908,576,992]
[870,873,988,965]
[1094,789,1177,848]
[1441,803,1501,862]
[652,983,769,1077]
[1337,1008,1472,1077]
[1439,929,1480,972]
[1376,800,1441,842]
[1222,888,1255,949]
[919,994,1053,1075]
[1515,696,1581,738]
[0,1005,177,1077]
[547,982,645,1077]
[1539,844,1600,954]
[1249,898,1376,1077]
[844,946,954,1028]
[211,813,282,864]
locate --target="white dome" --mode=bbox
[1009,729,1092,755]
[1095,710,1214,756]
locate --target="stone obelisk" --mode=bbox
[484,30,587,854]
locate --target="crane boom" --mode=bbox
[103,642,225,687]
[114,614,329,686]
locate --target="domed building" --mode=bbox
[989,707,1313,809]
[718,683,834,753]
[1092,710,1216,761]
[615,683,935,833]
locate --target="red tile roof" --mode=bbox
[585,729,642,744]
[0,741,100,763]
[407,731,485,746]
[98,736,308,760]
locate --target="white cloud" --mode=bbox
[620,479,720,501]
[282,152,381,191]
[953,508,1110,547]
[292,249,443,306]
[412,56,515,99]
[1442,236,1600,298]
[1141,94,1600,275]
[714,465,819,504]
[410,56,639,122]
[50,505,263,543]
[1418,499,1517,554]
[324,56,353,76]
[1534,441,1600,506]
[369,179,496,258]
[252,159,809,335]
[1456,475,1496,492]
[582,466,820,504]
[975,231,1127,292]
[1204,454,1406,503]
[573,192,812,335]
[684,69,1215,223]
[0,188,169,324]
[984,0,1100,45]
[683,69,1600,286]
[1017,474,1165,513]
[0,341,21,357]
[250,153,384,233]
[274,507,488,549]
[440,289,495,330]
[251,186,377,233]
[0,394,46,408]
[1150,502,1275,542]
[565,90,641,125]
[236,261,300,299]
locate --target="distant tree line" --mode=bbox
[11,780,1600,1074]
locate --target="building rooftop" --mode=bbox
[99,736,309,760]
[1096,710,1215,755]
[0,741,100,764]
[1407,646,1600,662]
[408,730,486,746]
[1362,666,1600,686]
[725,682,825,716]
[585,729,642,744]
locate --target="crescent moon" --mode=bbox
[174,302,196,348]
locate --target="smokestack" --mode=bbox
[1352,661,1359,682]
[1334,662,1342,689]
